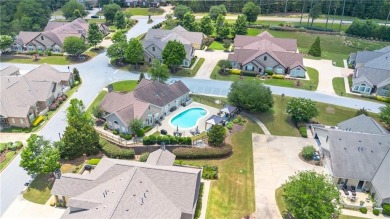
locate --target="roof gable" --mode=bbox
[337,115,389,135]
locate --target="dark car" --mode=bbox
[91,15,99,19]
[160,129,167,135]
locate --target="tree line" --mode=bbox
[175,0,390,20]
[346,20,390,41]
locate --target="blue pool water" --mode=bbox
[171,108,207,129]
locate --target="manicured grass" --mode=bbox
[247,28,262,36]
[209,41,225,50]
[332,77,346,96]
[191,94,228,109]
[111,80,138,92]
[123,8,164,16]
[175,58,205,77]
[211,65,319,91]
[0,55,72,65]
[23,173,54,204]
[86,90,108,113]
[83,47,105,58]
[87,18,106,24]
[0,151,18,172]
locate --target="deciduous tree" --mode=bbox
[103,3,121,23]
[0,35,13,52]
[200,16,214,36]
[309,1,322,26]
[209,4,227,20]
[174,5,191,20]
[63,36,86,57]
[20,134,60,175]
[162,40,186,72]
[111,30,126,43]
[107,41,128,64]
[216,14,230,40]
[308,36,321,57]
[286,98,319,122]
[207,125,226,147]
[217,60,232,74]
[62,0,86,20]
[182,12,197,32]
[125,38,143,68]
[228,80,274,112]
[149,59,170,83]
[242,1,261,23]
[234,14,248,36]
[223,39,231,51]
[87,23,103,48]
[115,10,126,30]
[129,118,143,135]
[379,104,390,126]
[283,170,341,219]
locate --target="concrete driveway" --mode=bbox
[252,134,324,219]
[193,50,230,79]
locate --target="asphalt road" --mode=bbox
[0,16,386,216]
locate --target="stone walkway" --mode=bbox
[242,112,271,135]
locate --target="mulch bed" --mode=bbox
[60,152,105,166]
[224,123,245,145]
[0,153,5,163]
[298,152,323,166]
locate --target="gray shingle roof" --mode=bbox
[355,48,390,71]
[146,149,176,166]
[337,115,389,135]
[353,67,390,87]
[52,157,201,219]
[0,66,20,76]
[371,152,390,201]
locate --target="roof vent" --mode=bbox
[371,150,373,153]
[344,147,346,150]
[133,194,136,197]
[139,180,142,183]
[358,140,362,143]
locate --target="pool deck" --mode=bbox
[145,102,220,137]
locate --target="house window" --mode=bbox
[148,58,152,62]
[353,86,359,91]
[37,46,43,51]
[11,118,15,124]
[28,46,34,51]
[264,56,267,61]
[246,64,254,71]
[276,67,283,74]
[365,87,371,93]
[20,119,24,124]
[152,47,155,51]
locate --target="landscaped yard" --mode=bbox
[211,65,319,91]
[111,80,138,92]
[333,77,346,95]
[208,41,225,50]
[87,90,108,113]
[0,151,19,171]
[123,8,164,16]
[0,55,73,65]
[23,173,55,204]
[175,58,205,77]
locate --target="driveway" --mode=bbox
[252,134,324,219]
[193,50,230,79]
[303,58,342,95]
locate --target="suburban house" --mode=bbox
[313,115,390,205]
[51,148,202,219]
[142,26,206,67]
[12,18,109,53]
[348,46,390,96]
[125,0,162,7]
[228,31,306,78]
[100,79,191,133]
[0,64,73,129]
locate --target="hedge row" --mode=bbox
[299,127,308,138]
[143,135,192,145]
[383,203,390,216]
[0,141,23,153]
[100,139,135,159]
[172,145,232,159]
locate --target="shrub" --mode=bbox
[136,129,145,137]
[373,209,380,216]
[139,152,150,162]
[0,143,7,153]
[286,98,319,122]
[302,145,316,160]
[360,207,368,214]
[299,127,308,138]
[14,141,23,149]
[377,96,390,103]
[87,158,101,165]
[207,125,226,146]
[32,116,44,127]
[124,134,132,140]
[272,75,285,79]
[143,135,191,145]
[103,123,108,130]
[202,165,218,179]
[100,139,135,159]
[241,71,258,77]
[112,130,119,135]
[226,122,233,130]
[49,103,58,111]
[265,70,274,76]
[142,126,153,133]
[172,145,232,159]
[50,200,55,206]
[7,143,17,151]
[229,69,241,75]
[383,203,390,216]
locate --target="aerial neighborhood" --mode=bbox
[0,0,390,219]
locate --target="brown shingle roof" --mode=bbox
[233,31,297,52]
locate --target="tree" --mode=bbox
[286,98,319,122]
[355,108,369,116]
[242,1,261,23]
[217,60,232,74]
[13,0,51,32]
[61,0,86,20]
[107,41,128,64]
[203,37,214,48]
[282,170,341,219]
[216,15,230,40]
[182,12,197,32]
[207,125,226,147]
[200,16,214,36]
[0,35,13,52]
[60,99,99,159]
[138,72,145,83]
[129,118,143,135]
[234,14,248,36]
[228,80,274,112]
[149,59,170,83]
[73,68,80,82]
[111,30,126,43]
[125,38,143,68]
[63,36,86,58]
[379,104,390,126]
[92,105,103,118]
[103,3,121,23]
[174,5,192,20]
[20,134,60,175]
[223,39,231,51]
[115,10,126,30]
[209,4,227,20]
[308,36,321,57]
[162,40,186,72]
[309,1,322,26]
[87,23,103,48]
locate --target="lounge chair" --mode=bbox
[351,186,356,192]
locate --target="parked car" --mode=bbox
[91,15,99,19]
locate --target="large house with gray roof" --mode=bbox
[100,79,191,134]
[0,64,72,129]
[313,115,390,205]
[51,148,202,219]
[228,31,306,78]
[142,26,205,68]
[12,18,108,53]
[348,46,390,97]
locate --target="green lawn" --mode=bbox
[211,65,319,91]
[0,151,18,172]
[333,77,346,96]
[123,8,164,16]
[87,90,108,113]
[23,173,54,204]
[247,28,262,36]
[111,80,138,92]
[0,55,72,65]
[175,58,205,77]
[209,41,225,50]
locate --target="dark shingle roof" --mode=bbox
[337,115,389,135]
[353,67,390,87]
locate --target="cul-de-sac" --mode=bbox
[0,0,389,219]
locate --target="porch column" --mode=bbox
[54,195,59,203]
[62,196,67,207]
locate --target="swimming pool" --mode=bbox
[170,107,208,129]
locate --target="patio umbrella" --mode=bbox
[176,126,179,132]
[196,126,199,133]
